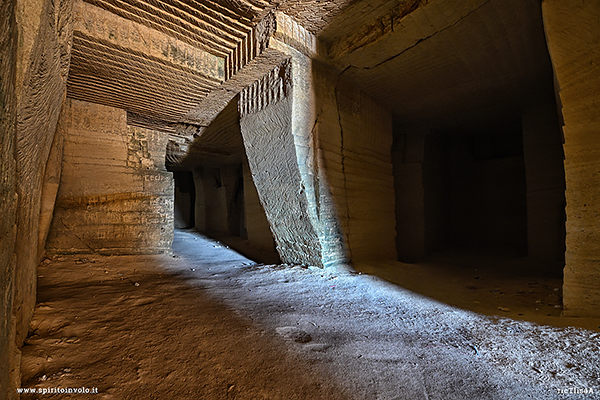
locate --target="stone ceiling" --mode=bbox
[66,0,358,123]
[321,0,554,127]
[66,0,359,166]
[66,0,555,165]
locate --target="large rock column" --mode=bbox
[240,14,396,268]
[542,1,600,317]
[46,99,174,254]
[240,60,324,266]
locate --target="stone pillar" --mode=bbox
[240,13,396,268]
[542,0,600,317]
[194,166,230,235]
[46,99,174,254]
[240,59,324,266]
[192,169,207,232]
[221,164,243,236]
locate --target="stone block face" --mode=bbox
[542,1,600,317]
[46,99,174,255]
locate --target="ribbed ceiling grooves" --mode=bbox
[82,0,260,57]
[67,32,222,122]
[127,112,182,134]
[66,0,361,162]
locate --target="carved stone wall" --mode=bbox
[7,0,74,396]
[542,1,600,317]
[46,99,174,255]
[312,62,396,263]
[1,0,18,396]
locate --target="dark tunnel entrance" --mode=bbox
[381,0,568,322]
[423,113,529,258]
[173,171,196,229]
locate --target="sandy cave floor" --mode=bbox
[19,229,600,399]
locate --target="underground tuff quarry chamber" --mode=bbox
[2,0,600,396]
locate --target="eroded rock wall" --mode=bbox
[46,99,174,254]
[9,0,73,396]
[1,0,18,397]
[542,1,600,317]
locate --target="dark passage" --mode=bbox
[424,114,528,256]
[173,171,196,229]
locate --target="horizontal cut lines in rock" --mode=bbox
[83,0,254,57]
[72,32,220,91]
[68,33,220,121]
[67,77,187,122]
[215,0,273,19]
[127,112,182,135]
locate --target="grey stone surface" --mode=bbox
[240,70,323,266]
